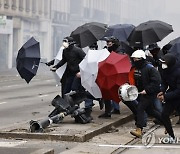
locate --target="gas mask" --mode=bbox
[62,42,69,48]
[162,63,168,69]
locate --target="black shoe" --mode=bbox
[98,113,111,118]
[112,109,120,114]
[153,119,163,125]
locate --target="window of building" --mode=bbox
[38,0,42,14]
[32,0,36,13]
[4,0,9,9]
[44,0,48,16]
[26,0,30,12]
[0,0,2,8]
[12,0,17,10]
[19,0,24,11]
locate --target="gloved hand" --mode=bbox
[50,65,57,72]
[45,62,52,66]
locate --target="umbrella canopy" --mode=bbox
[79,49,110,98]
[16,37,40,83]
[168,37,180,61]
[128,20,173,48]
[96,52,132,102]
[70,22,107,48]
[103,24,135,42]
[118,41,134,56]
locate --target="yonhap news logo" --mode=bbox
[142,132,180,146]
[142,132,156,147]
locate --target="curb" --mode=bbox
[0,114,133,142]
[31,148,54,154]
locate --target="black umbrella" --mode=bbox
[102,24,135,42]
[127,20,173,48]
[118,41,134,56]
[16,37,40,83]
[70,22,107,48]
[167,37,180,61]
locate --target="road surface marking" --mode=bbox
[99,144,180,149]
[6,85,20,88]
[0,141,27,147]
[38,94,49,98]
[0,102,7,105]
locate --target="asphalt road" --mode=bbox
[0,73,59,129]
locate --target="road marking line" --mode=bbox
[0,102,7,105]
[38,94,49,98]
[0,141,27,147]
[99,144,180,149]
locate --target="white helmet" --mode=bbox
[131,50,146,59]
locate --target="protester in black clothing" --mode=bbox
[146,43,164,125]
[130,50,163,138]
[98,36,122,118]
[146,43,163,68]
[46,46,67,97]
[157,53,180,140]
[50,36,86,95]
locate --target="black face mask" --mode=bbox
[107,44,119,52]
[133,59,145,69]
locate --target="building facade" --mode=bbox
[0,0,124,70]
[0,0,51,70]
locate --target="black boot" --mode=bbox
[98,112,111,118]
[98,100,112,118]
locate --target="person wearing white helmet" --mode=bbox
[131,49,146,60]
[129,49,164,138]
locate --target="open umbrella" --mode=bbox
[96,52,132,102]
[70,22,107,48]
[128,20,173,48]
[16,37,40,83]
[167,37,180,62]
[79,49,110,98]
[102,24,135,42]
[118,41,134,56]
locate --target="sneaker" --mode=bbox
[112,109,120,114]
[98,113,111,118]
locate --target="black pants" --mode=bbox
[123,100,138,121]
[161,102,177,138]
[136,95,162,129]
[104,100,112,114]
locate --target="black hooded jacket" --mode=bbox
[160,58,180,105]
[55,45,85,74]
[134,61,161,95]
